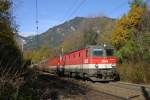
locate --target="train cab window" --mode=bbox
[92,49,103,57]
[106,49,114,56]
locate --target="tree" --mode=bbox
[112,5,145,50]
[111,2,147,62]
[137,9,150,62]
[0,0,23,75]
[0,0,16,44]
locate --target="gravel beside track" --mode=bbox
[38,71,124,100]
[86,82,141,100]
[38,71,150,100]
[81,81,150,100]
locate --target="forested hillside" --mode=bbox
[24,16,116,63]
[24,17,116,50]
[0,0,24,74]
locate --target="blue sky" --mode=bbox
[13,0,131,37]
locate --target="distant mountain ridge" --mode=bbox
[24,16,116,50]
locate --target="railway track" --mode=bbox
[37,71,125,100]
[86,81,150,100]
[65,78,150,100]
[110,81,150,93]
[37,71,150,100]
[109,82,150,100]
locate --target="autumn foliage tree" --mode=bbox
[112,5,145,49]
[111,2,147,62]
[112,0,150,83]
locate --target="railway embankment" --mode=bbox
[36,71,125,100]
[38,71,150,100]
[86,81,150,100]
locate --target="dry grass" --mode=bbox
[117,63,150,84]
[0,75,24,100]
[0,69,89,100]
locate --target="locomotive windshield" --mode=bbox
[106,49,114,56]
[92,48,114,57]
[92,49,103,57]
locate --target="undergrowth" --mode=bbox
[118,63,150,84]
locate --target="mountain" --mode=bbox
[24,16,116,50]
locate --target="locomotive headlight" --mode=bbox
[95,64,99,69]
[111,64,116,68]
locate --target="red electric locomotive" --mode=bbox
[45,45,120,81]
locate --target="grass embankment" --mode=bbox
[118,63,150,84]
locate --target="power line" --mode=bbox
[61,0,80,23]
[67,0,87,20]
[63,0,87,22]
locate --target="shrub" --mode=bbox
[118,63,150,84]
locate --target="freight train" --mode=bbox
[38,45,120,82]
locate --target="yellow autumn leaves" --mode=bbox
[112,5,145,49]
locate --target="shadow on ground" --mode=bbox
[141,86,150,100]
[20,73,89,100]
